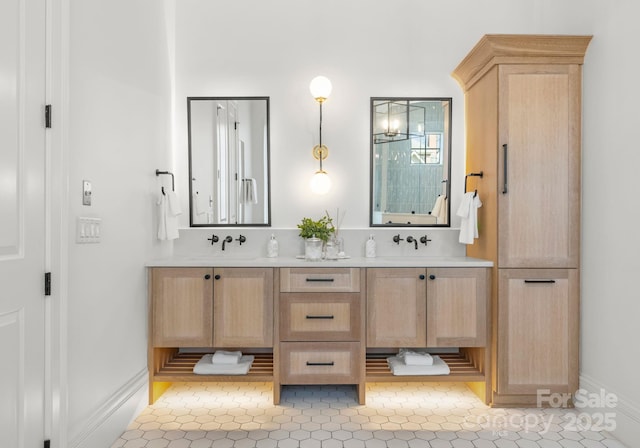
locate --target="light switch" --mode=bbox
[76,217,101,243]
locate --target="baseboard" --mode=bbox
[580,373,640,446]
[69,367,148,448]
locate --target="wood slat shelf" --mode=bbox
[153,352,274,382]
[365,352,485,382]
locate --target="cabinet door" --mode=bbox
[366,268,426,348]
[213,267,274,347]
[497,269,579,395]
[426,268,489,347]
[152,267,214,347]
[498,64,581,268]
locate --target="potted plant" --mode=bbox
[297,214,335,261]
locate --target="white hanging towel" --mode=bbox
[157,191,182,240]
[243,178,258,204]
[457,191,482,244]
[431,195,448,224]
[192,192,207,216]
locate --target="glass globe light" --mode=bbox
[309,76,332,102]
[310,170,331,195]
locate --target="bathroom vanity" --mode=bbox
[147,257,492,405]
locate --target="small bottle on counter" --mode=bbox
[267,234,279,258]
[365,234,376,258]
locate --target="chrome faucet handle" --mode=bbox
[236,235,246,245]
[392,234,404,244]
[207,234,219,245]
[420,235,432,246]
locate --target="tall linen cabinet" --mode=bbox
[452,35,591,407]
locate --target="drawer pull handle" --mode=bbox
[524,279,556,284]
[306,278,335,282]
[306,315,335,319]
[306,361,335,366]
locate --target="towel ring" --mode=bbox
[464,171,483,196]
[156,169,175,191]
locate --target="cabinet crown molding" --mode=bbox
[452,34,593,91]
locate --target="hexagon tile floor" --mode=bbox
[111,382,627,448]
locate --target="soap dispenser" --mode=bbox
[267,234,279,258]
[365,234,376,258]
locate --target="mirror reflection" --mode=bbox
[188,97,270,226]
[370,97,451,227]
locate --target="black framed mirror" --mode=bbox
[188,97,271,226]
[370,97,452,227]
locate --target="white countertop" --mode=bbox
[146,255,493,268]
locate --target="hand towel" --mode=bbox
[157,191,180,241]
[167,191,182,216]
[211,350,242,364]
[386,355,450,376]
[432,195,448,224]
[243,178,258,204]
[431,195,444,223]
[457,192,482,244]
[193,192,206,216]
[193,354,254,375]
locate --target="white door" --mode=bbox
[0,0,47,447]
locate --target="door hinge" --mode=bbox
[45,105,52,128]
[45,272,51,296]
[44,440,51,448]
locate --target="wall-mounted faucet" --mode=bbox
[406,236,418,250]
[207,234,219,245]
[236,235,246,245]
[222,235,233,250]
[420,235,431,247]
[392,234,404,244]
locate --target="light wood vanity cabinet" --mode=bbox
[366,268,426,348]
[148,267,275,404]
[149,264,491,405]
[151,267,214,347]
[426,267,489,348]
[367,267,489,348]
[453,35,591,406]
[277,268,366,404]
[213,267,274,347]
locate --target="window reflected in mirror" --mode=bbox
[188,97,271,227]
[370,98,451,227]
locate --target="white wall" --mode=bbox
[65,0,173,446]
[172,0,640,444]
[581,0,640,442]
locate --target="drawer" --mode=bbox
[280,293,361,341]
[280,342,360,384]
[280,268,360,292]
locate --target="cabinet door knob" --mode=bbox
[214,274,221,280]
[419,274,425,280]
[204,274,211,280]
[429,274,436,280]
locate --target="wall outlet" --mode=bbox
[76,217,101,244]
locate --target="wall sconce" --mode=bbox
[309,75,332,195]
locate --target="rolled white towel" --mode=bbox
[211,350,242,364]
[398,348,434,366]
[387,355,450,376]
[403,352,434,366]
